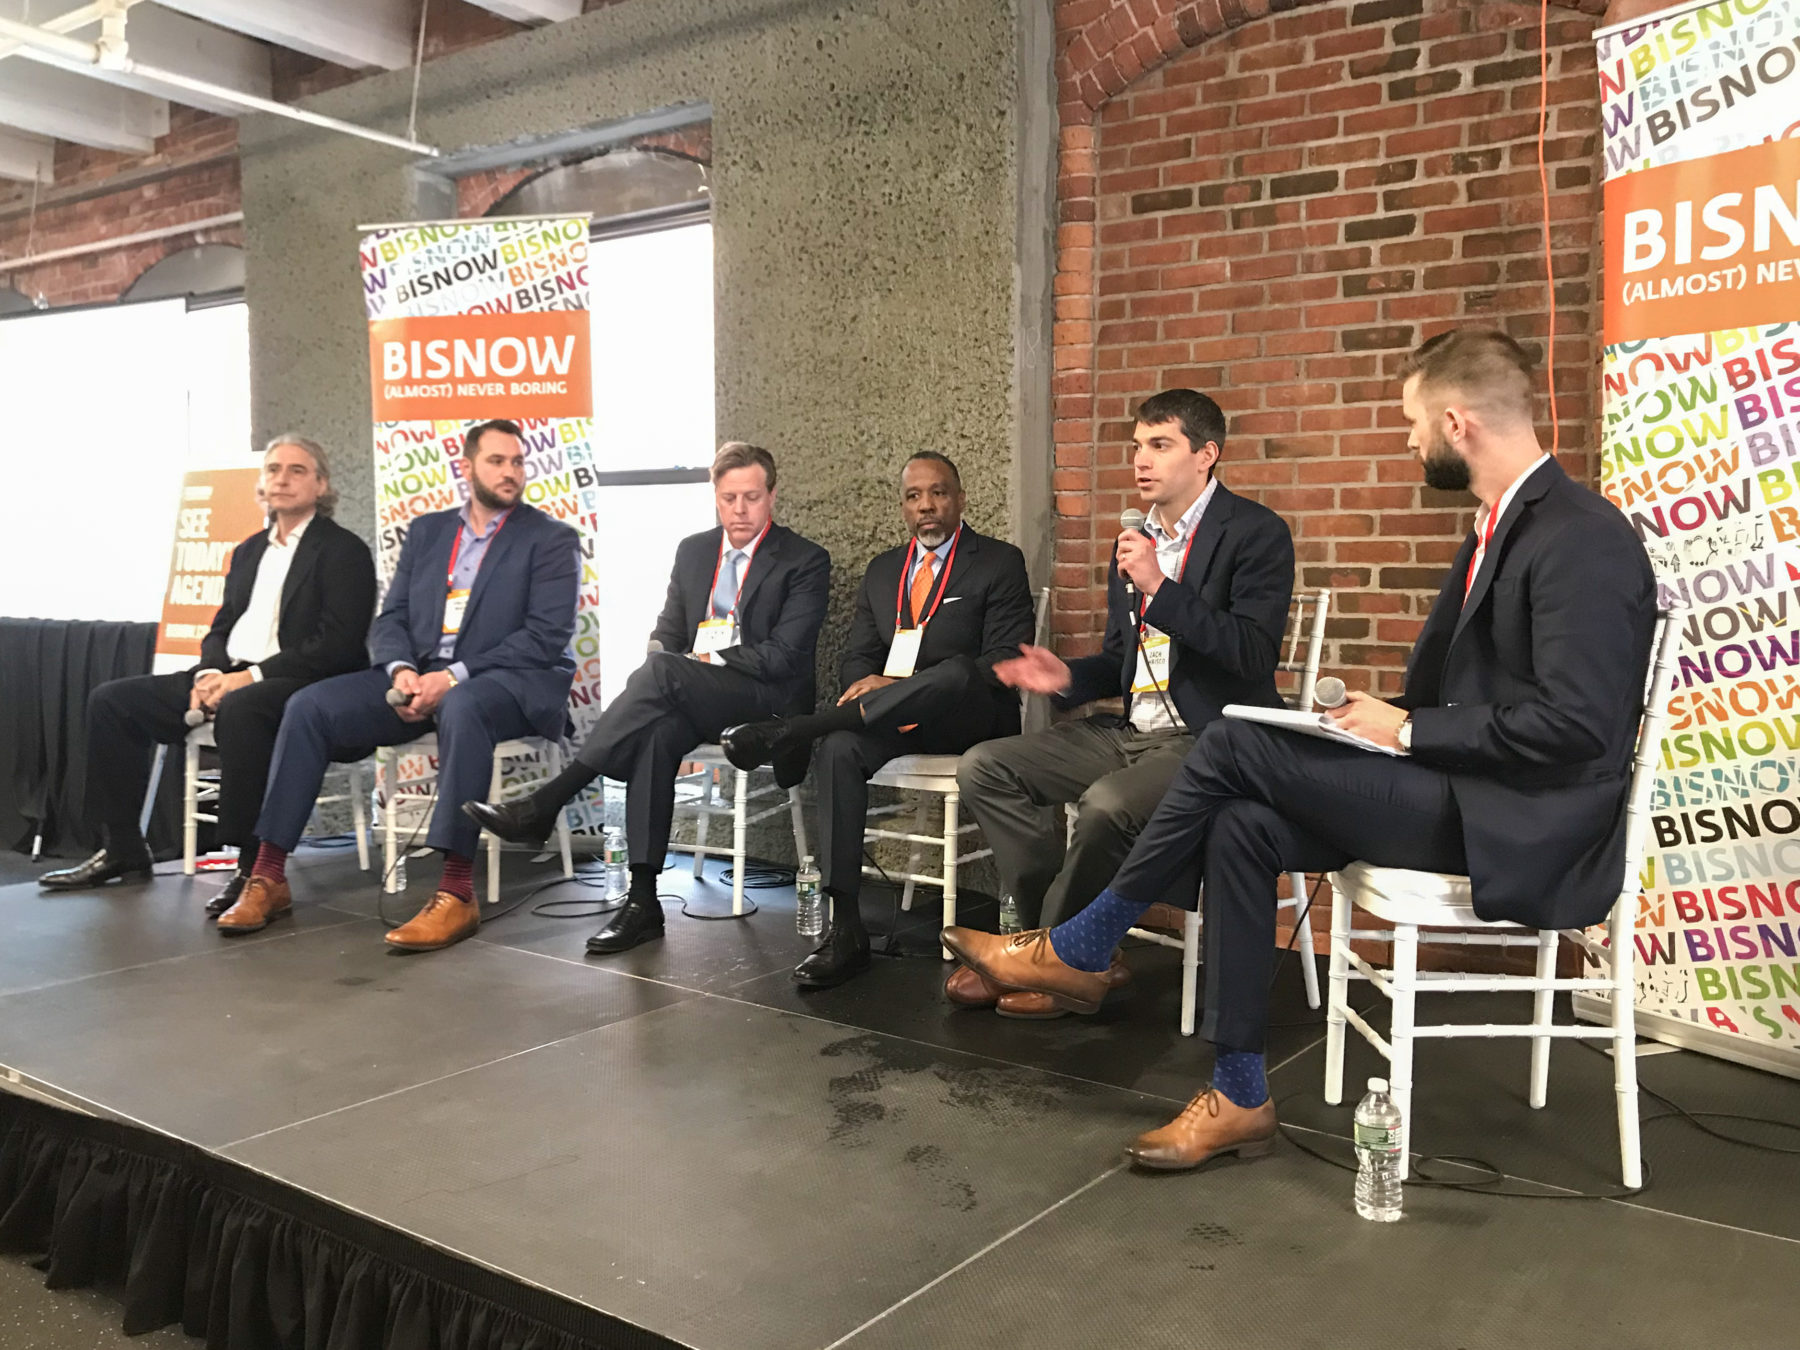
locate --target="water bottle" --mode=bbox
[1353,1076,1404,1222]
[603,827,628,900]
[795,855,824,939]
[998,892,1022,935]
[393,850,407,891]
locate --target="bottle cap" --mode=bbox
[1368,1077,1388,1093]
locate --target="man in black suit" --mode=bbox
[464,441,831,957]
[217,419,580,951]
[950,389,1295,1017]
[722,452,1035,987]
[39,436,375,906]
[944,329,1656,1172]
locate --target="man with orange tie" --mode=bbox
[723,452,1034,987]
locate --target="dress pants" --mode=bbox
[574,652,778,865]
[256,666,534,860]
[814,656,1005,898]
[1109,717,1468,1050]
[84,668,310,848]
[955,717,1192,929]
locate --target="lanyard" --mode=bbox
[1135,513,1201,628]
[895,528,962,629]
[1465,507,1498,598]
[708,520,773,621]
[446,509,510,588]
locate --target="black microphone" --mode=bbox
[386,686,413,708]
[1118,508,1147,602]
[1313,676,1348,710]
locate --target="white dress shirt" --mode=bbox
[1130,477,1219,734]
[224,513,314,679]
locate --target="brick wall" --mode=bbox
[1052,0,1610,698]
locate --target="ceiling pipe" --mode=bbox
[0,209,243,272]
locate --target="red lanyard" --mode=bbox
[895,528,962,629]
[1135,513,1200,628]
[708,520,772,620]
[446,508,511,588]
[1464,507,1498,598]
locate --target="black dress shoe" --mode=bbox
[793,920,872,988]
[38,848,154,892]
[720,719,788,772]
[586,894,665,955]
[461,797,555,846]
[205,873,248,917]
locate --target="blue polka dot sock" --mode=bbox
[1048,888,1148,972]
[1211,1047,1268,1109]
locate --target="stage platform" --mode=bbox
[1,842,1797,1349]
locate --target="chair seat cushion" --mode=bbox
[870,754,963,789]
[1329,860,1522,929]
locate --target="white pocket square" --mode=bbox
[940,595,964,604]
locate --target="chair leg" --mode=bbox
[141,744,168,840]
[732,768,749,917]
[1290,871,1321,1011]
[1529,929,1559,1109]
[382,750,400,895]
[546,744,573,879]
[485,757,503,906]
[1324,884,1352,1105]
[787,787,809,861]
[1389,923,1420,1182]
[692,771,712,878]
[1180,900,1201,1038]
[941,789,959,959]
[1609,902,1643,1188]
[183,736,200,876]
[901,794,928,912]
[349,761,371,871]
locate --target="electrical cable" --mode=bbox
[1537,0,1561,453]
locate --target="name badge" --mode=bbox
[442,588,471,635]
[693,617,737,664]
[1131,626,1173,694]
[884,628,924,679]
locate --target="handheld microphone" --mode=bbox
[1118,509,1148,601]
[646,638,664,654]
[1313,676,1348,710]
[385,686,413,708]
[184,708,207,728]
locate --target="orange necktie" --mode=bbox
[909,554,936,626]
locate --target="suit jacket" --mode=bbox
[1060,483,1295,729]
[198,513,376,683]
[839,526,1036,736]
[652,523,831,714]
[370,503,580,742]
[1398,460,1655,930]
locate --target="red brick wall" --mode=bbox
[1052,0,1610,697]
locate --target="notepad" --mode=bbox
[1222,704,1405,756]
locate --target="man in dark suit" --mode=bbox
[950,389,1295,1017]
[721,452,1035,987]
[944,329,1657,1171]
[463,441,831,957]
[216,419,580,952]
[39,436,375,907]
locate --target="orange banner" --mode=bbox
[157,467,266,659]
[1604,138,1800,344]
[367,310,592,422]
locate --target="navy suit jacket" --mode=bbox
[370,502,580,742]
[1059,483,1295,730]
[652,523,831,714]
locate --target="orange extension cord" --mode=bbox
[1538,0,1561,454]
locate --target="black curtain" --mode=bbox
[0,618,183,859]
[0,1093,680,1350]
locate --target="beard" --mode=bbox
[1421,431,1471,493]
[472,478,518,511]
[913,523,950,548]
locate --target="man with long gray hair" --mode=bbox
[41,435,377,910]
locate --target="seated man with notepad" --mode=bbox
[940,329,1656,1172]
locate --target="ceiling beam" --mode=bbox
[0,126,55,183]
[153,0,414,70]
[467,1,582,21]
[0,60,168,152]
[0,2,272,114]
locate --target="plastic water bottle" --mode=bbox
[795,855,824,939]
[1353,1076,1404,1222]
[998,892,1022,935]
[603,827,628,900]
[392,851,407,891]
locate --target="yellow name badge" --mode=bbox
[442,588,471,635]
[693,617,737,664]
[1131,626,1173,694]
[884,627,923,679]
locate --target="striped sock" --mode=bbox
[1048,888,1147,973]
[1212,1048,1268,1109]
[251,843,288,886]
[439,852,475,902]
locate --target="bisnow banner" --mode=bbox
[1594,0,1800,1075]
[359,216,608,832]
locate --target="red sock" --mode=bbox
[252,843,288,885]
[439,852,475,902]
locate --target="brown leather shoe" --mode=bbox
[997,956,1133,1019]
[1126,1088,1278,1171]
[940,926,1110,1014]
[216,876,291,935]
[386,891,480,952]
[944,964,1004,1008]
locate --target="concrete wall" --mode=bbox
[240,0,1055,689]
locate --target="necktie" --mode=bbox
[713,548,744,618]
[1464,508,1497,601]
[909,553,936,626]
